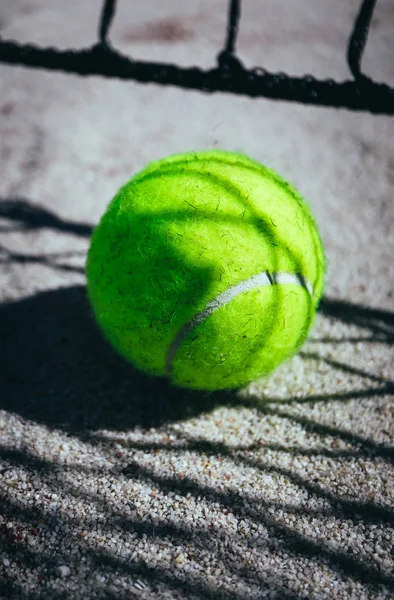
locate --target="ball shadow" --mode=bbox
[0,285,232,434]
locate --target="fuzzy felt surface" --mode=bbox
[86,150,325,390]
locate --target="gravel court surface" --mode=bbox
[0,1,393,599]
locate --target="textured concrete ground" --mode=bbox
[0,0,393,599]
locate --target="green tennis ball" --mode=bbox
[86,150,325,391]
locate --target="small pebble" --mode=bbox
[58,565,71,578]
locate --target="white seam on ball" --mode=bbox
[165,271,314,377]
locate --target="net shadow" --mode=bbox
[0,0,392,114]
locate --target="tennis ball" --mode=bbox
[86,150,325,391]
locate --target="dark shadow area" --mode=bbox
[0,285,232,433]
[0,243,86,275]
[319,296,394,345]
[0,196,92,236]
[259,406,394,463]
[0,196,91,275]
